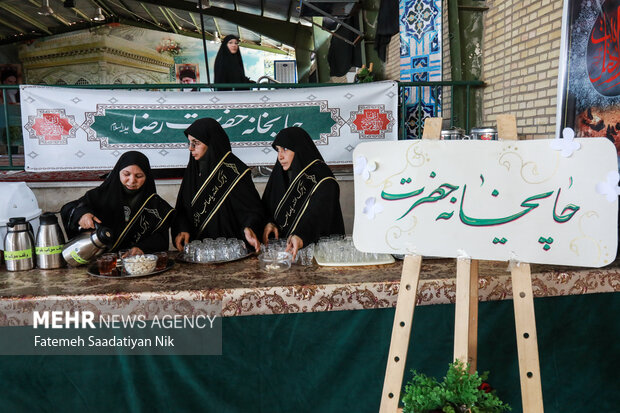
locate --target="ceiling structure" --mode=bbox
[0,0,359,53]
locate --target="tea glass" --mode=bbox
[298,244,314,266]
[98,253,118,276]
[154,251,168,271]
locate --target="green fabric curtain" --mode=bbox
[0,292,617,412]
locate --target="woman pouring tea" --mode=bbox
[61,151,174,256]
[171,118,265,252]
[262,127,345,259]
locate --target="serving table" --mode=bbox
[0,256,618,412]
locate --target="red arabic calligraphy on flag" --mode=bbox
[348,105,394,139]
[588,1,620,96]
[24,109,79,145]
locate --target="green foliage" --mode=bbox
[354,67,374,83]
[401,360,511,413]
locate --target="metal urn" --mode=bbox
[35,212,66,269]
[3,217,35,271]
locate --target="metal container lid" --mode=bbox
[470,127,497,133]
[94,225,114,246]
[39,212,59,225]
[441,128,465,136]
[7,217,29,230]
[8,217,26,226]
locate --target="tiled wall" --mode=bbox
[383,0,563,140]
[399,0,443,138]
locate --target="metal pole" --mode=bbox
[450,86,454,128]
[417,86,422,139]
[400,86,406,140]
[197,1,211,84]
[2,89,12,167]
[466,85,471,133]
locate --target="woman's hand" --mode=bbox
[78,213,101,230]
[119,247,144,258]
[286,235,303,261]
[262,222,279,245]
[128,247,143,257]
[244,227,260,252]
[174,232,190,251]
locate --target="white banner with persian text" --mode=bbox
[20,81,398,172]
[353,138,618,267]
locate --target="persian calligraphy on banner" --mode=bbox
[556,0,620,156]
[352,139,618,267]
[20,82,397,172]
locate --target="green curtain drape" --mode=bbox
[0,292,617,412]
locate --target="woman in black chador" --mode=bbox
[262,127,345,259]
[61,151,174,255]
[214,34,252,85]
[171,118,264,252]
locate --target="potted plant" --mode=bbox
[401,360,511,413]
[354,63,375,83]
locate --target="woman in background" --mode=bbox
[171,118,264,252]
[214,34,253,86]
[262,127,345,259]
[0,68,19,104]
[61,151,174,255]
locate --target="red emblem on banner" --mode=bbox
[352,109,390,135]
[348,105,394,139]
[25,109,78,145]
[32,113,73,141]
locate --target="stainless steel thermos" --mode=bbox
[62,223,113,267]
[3,217,35,271]
[35,212,66,269]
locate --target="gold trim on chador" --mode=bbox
[190,151,250,238]
[273,159,336,237]
[111,194,174,250]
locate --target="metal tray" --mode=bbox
[175,251,254,265]
[87,259,175,279]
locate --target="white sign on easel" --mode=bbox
[353,138,618,267]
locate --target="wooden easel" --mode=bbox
[379,116,544,412]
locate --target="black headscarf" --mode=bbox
[61,151,172,252]
[83,151,155,229]
[183,117,234,185]
[172,118,265,241]
[214,34,250,84]
[262,127,345,244]
[271,126,327,176]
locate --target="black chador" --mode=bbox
[171,118,265,242]
[214,34,252,85]
[262,127,345,244]
[61,151,174,253]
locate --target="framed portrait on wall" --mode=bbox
[556,0,620,156]
[175,63,200,84]
[0,63,22,104]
